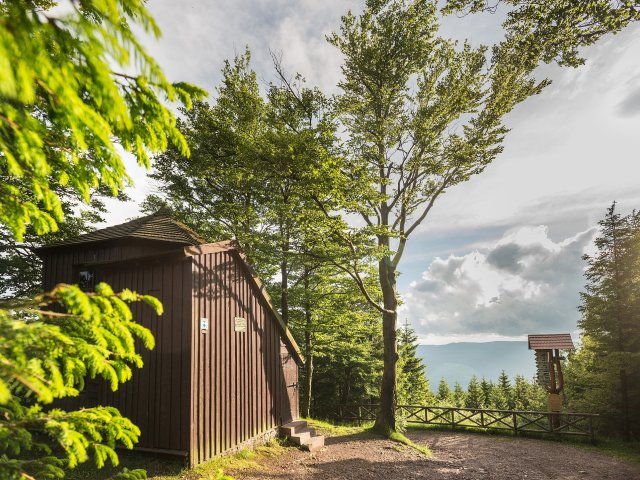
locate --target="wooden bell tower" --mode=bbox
[527,334,575,413]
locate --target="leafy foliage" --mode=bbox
[0,185,127,299]
[320,0,547,431]
[444,0,640,68]
[1,1,203,478]
[0,283,161,479]
[292,269,384,419]
[0,0,206,240]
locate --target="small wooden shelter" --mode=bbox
[528,333,575,412]
[35,210,303,466]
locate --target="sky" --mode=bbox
[104,0,640,345]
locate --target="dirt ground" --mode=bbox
[229,430,640,480]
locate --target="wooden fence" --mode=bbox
[337,405,598,441]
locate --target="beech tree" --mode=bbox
[146,50,337,326]
[444,0,640,68]
[322,0,546,432]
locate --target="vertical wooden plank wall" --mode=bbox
[96,257,192,454]
[41,243,193,455]
[190,250,298,466]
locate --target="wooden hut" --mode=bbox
[35,210,303,466]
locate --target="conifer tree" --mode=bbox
[0,0,205,240]
[452,382,466,407]
[396,321,432,405]
[465,375,484,408]
[480,377,493,408]
[0,283,162,479]
[566,203,640,440]
[493,370,513,409]
[0,186,126,298]
[436,378,452,405]
[0,1,204,477]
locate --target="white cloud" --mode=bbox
[413,24,640,235]
[400,225,596,343]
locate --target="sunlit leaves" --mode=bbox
[0,0,207,240]
[0,284,160,478]
[444,0,640,68]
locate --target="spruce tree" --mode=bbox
[436,378,452,405]
[566,203,640,440]
[0,1,204,477]
[396,321,432,405]
[480,377,493,408]
[494,370,513,410]
[452,382,466,408]
[512,375,533,410]
[465,375,484,409]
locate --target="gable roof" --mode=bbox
[35,209,206,251]
[528,334,575,351]
[35,214,304,364]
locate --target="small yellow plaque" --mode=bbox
[234,316,247,333]
[548,393,563,412]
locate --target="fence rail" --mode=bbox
[337,405,598,440]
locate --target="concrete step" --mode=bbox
[288,427,317,445]
[280,421,325,452]
[302,435,325,452]
[280,420,308,437]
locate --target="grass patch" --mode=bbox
[577,438,640,464]
[64,438,291,480]
[388,431,432,457]
[305,418,371,437]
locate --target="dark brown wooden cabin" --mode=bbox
[35,210,302,466]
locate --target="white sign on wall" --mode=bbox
[234,317,247,333]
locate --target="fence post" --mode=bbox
[589,416,595,444]
[513,412,518,436]
[451,408,455,430]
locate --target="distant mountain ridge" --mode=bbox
[417,341,536,388]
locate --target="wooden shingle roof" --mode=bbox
[528,333,575,350]
[36,209,206,250]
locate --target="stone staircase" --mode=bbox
[280,420,325,452]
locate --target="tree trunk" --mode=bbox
[302,273,313,418]
[374,256,398,433]
[280,231,290,325]
[340,366,352,406]
[620,367,630,441]
[280,260,289,325]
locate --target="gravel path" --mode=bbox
[229,430,640,480]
